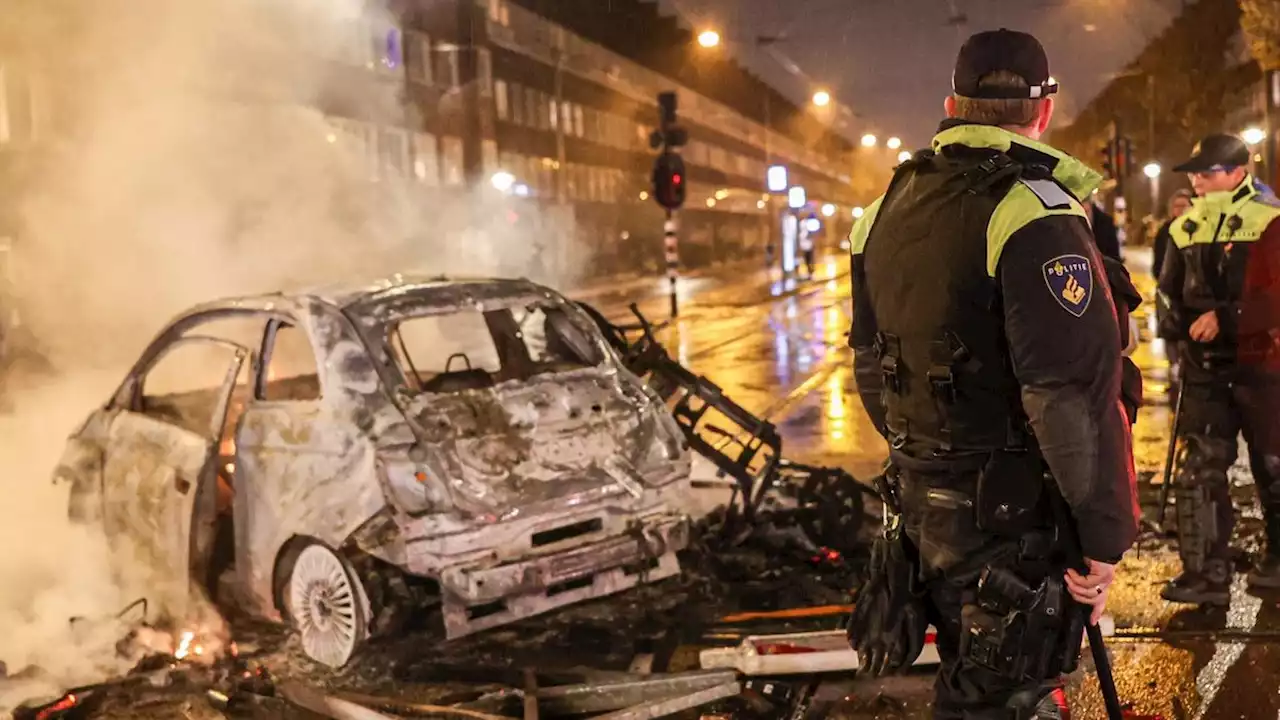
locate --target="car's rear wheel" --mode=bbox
[285,543,370,668]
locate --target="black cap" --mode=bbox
[1172,133,1251,173]
[952,29,1058,99]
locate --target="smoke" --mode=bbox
[0,0,583,706]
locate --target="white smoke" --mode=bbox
[0,0,581,707]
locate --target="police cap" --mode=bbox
[1172,133,1251,173]
[952,28,1059,100]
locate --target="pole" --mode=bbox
[664,209,679,318]
[553,47,566,204]
[1157,378,1186,528]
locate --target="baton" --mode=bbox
[1087,621,1124,720]
[1156,375,1186,528]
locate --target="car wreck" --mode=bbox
[54,276,693,668]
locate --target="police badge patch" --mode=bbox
[1042,254,1092,318]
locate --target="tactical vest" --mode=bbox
[858,149,1042,455]
[1167,175,1280,357]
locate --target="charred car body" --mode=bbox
[55,277,692,667]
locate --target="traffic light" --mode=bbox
[652,151,686,210]
[649,91,688,149]
[1099,140,1116,178]
[1117,138,1135,178]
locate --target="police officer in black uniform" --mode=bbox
[1158,133,1280,603]
[846,30,1139,718]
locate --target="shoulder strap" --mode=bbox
[860,149,937,252]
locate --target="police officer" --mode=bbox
[846,29,1139,718]
[1158,133,1280,603]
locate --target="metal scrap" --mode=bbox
[578,301,877,555]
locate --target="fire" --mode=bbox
[174,630,196,660]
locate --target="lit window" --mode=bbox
[549,99,559,130]
[413,132,439,185]
[442,136,464,186]
[406,32,432,85]
[495,80,509,120]
[573,104,584,138]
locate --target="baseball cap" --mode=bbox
[1172,133,1251,173]
[952,29,1059,99]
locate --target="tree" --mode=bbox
[1240,0,1280,70]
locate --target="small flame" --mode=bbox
[174,630,195,660]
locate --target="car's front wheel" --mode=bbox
[284,543,371,668]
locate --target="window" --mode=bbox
[141,340,245,436]
[494,79,509,120]
[482,139,498,175]
[510,82,524,125]
[477,48,493,96]
[573,104,584,138]
[376,25,404,73]
[561,102,572,136]
[260,322,321,401]
[527,88,542,129]
[379,127,410,178]
[441,136,464,186]
[512,305,603,370]
[406,31,433,84]
[437,49,460,89]
[413,132,439,185]
[390,312,501,392]
[549,99,559,130]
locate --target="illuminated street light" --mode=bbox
[767,165,788,192]
[697,30,721,48]
[805,218,821,232]
[788,186,806,209]
[821,203,836,217]
[757,199,767,209]
[852,206,865,219]
[1143,162,1161,179]
[897,150,912,163]
[886,137,902,150]
[812,90,831,107]
[1243,126,1267,145]
[490,171,515,192]
[861,134,878,148]
[706,197,717,208]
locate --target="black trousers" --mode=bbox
[898,462,1063,720]
[1175,362,1280,568]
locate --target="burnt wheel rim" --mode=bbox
[289,544,361,668]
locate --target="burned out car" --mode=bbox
[55,276,693,667]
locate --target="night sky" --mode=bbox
[659,0,1185,149]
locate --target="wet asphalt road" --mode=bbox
[575,250,1280,720]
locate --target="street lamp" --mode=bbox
[1243,127,1267,145]
[490,171,516,192]
[821,203,836,217]
[887,137,902,150]
[852,206,865,219]
[1143,162,1161,214]
[897,150,912,163]
[812,90,831,107]
[861,134,877,148]
[697,30,721,48]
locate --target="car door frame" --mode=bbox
[101,331,250,617]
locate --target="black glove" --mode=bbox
[847,529,928,676]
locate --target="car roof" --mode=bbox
[178,275,561,318]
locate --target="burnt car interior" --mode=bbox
[387,302,604,394]
[122,312,328,596]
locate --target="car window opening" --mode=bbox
[387,303,602,394]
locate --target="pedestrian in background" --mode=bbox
[1153,188,1193,278]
